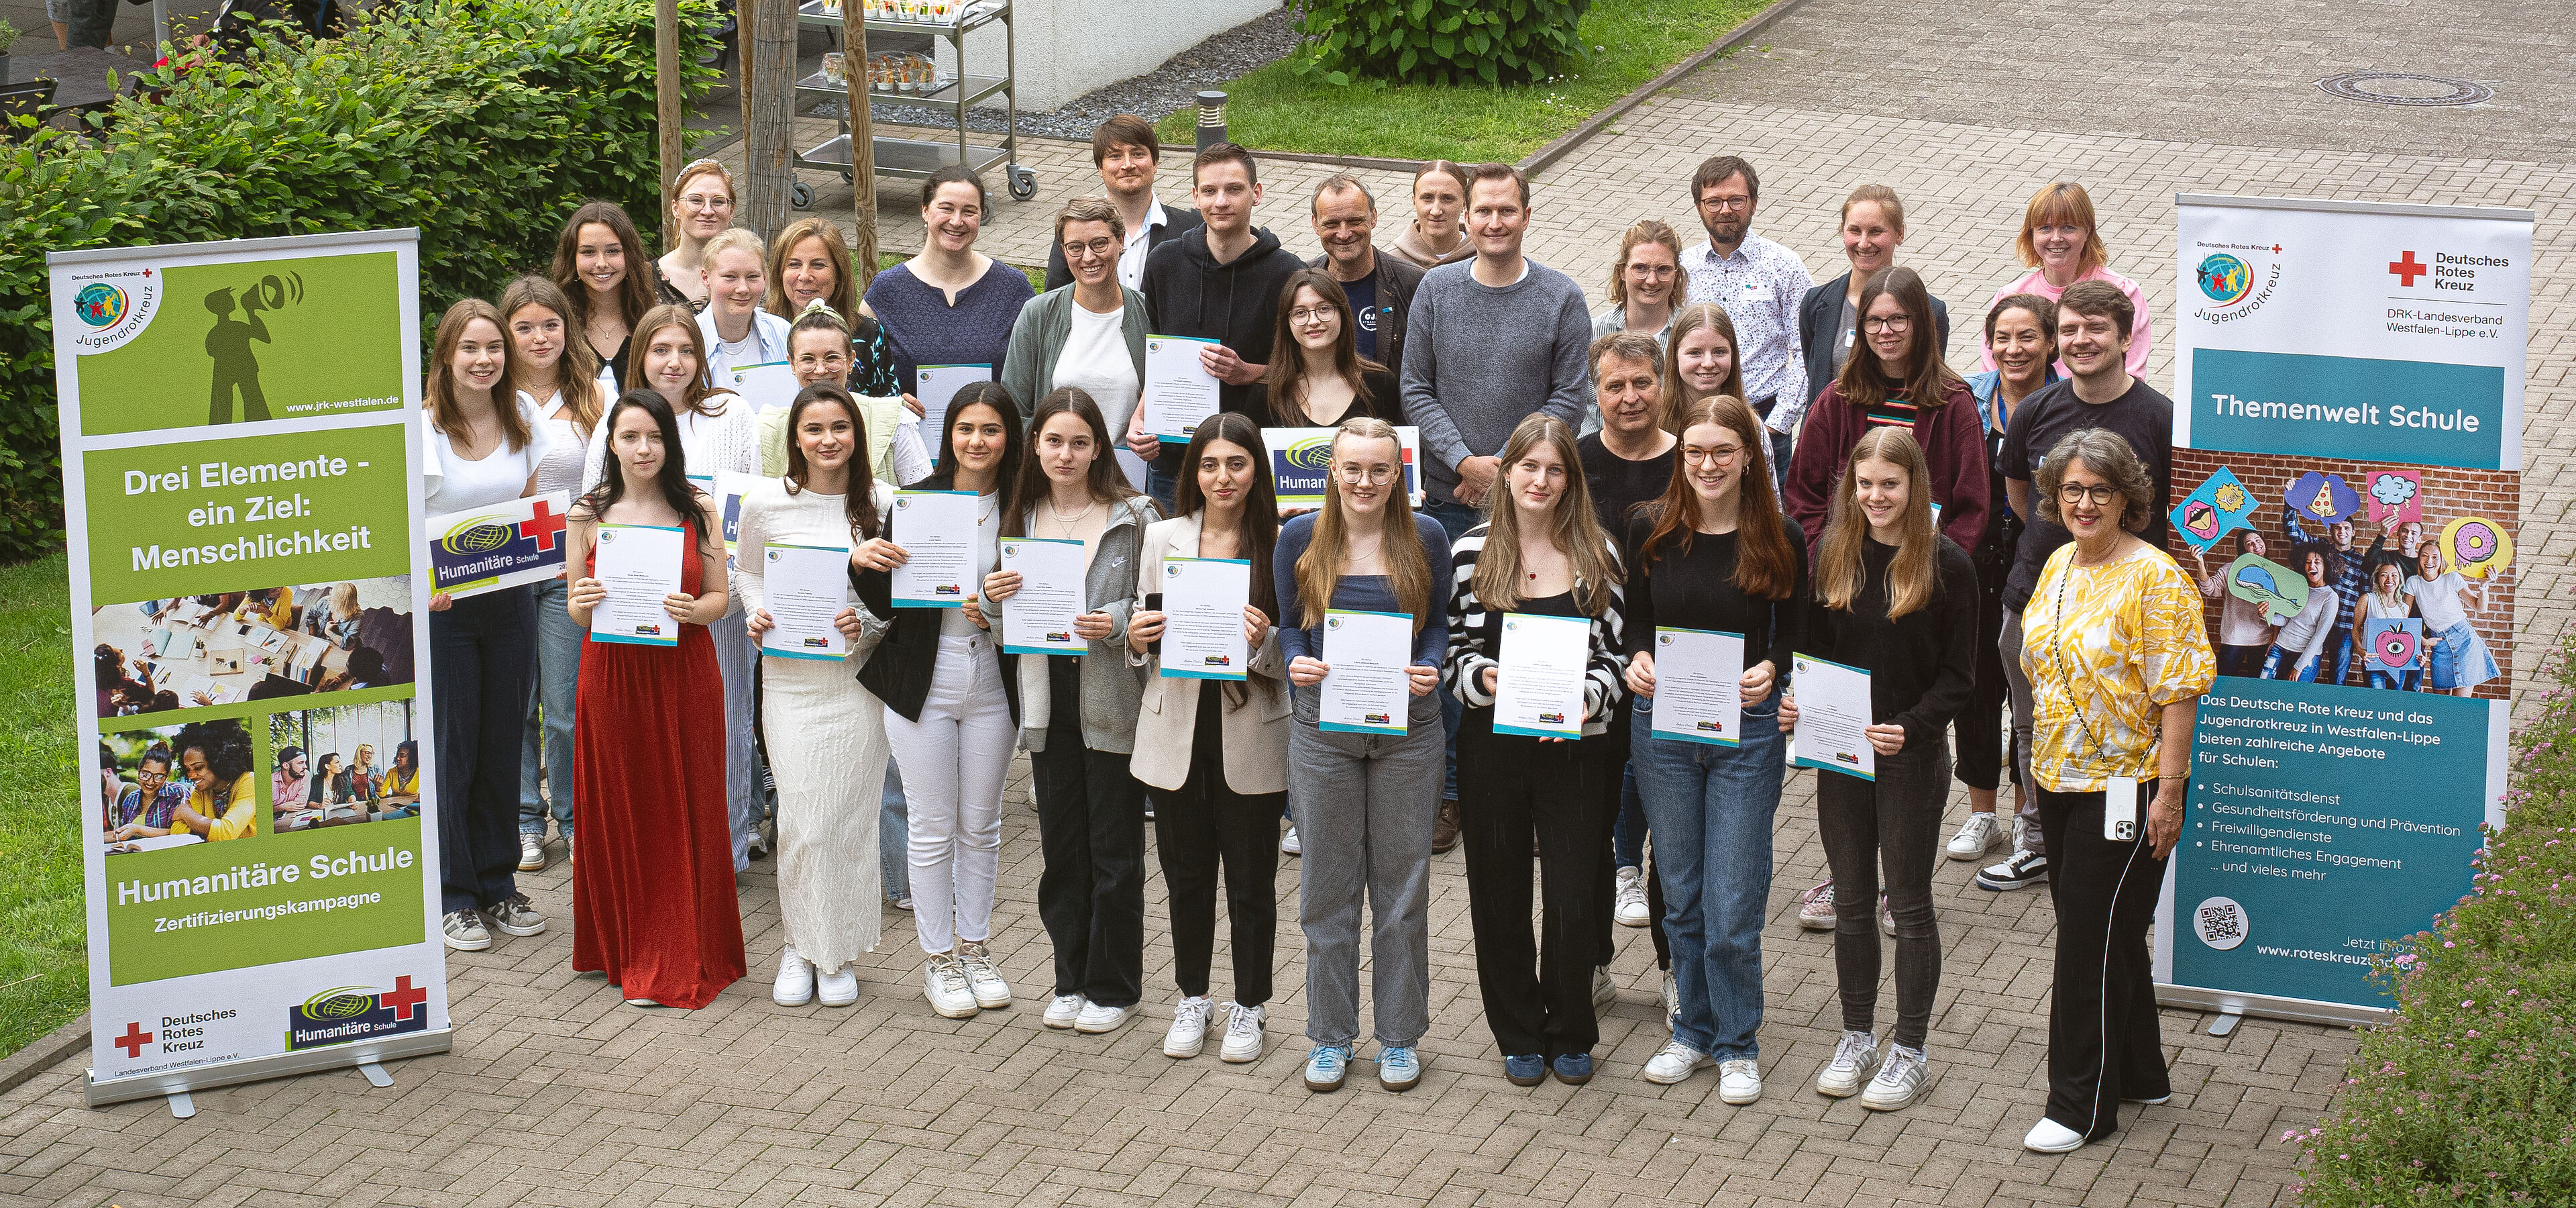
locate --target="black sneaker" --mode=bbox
[1976,848,2049,891]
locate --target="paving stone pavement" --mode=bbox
[9,1,2569,1203]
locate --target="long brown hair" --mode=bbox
[1293,417,1434,632]
[782,384,882,540]
[497,275,605,438]
[625,303,729,417]
[550,201,654,334]
[1638,395,1796,600]
[1469,414,1620,616]
[1814,427,1939,618]
[1003,387,1141,538]
[1663,302,1745,433]
[1831,266,1962,414]
[1262,268,1384,426]
[426,299,529,452]
[1171,411,1279,621]
[764,217,857,320]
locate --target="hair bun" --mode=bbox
[799,297,845,322]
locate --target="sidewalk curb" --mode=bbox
[1517,0,1823,178]
[0,1014,89,1100]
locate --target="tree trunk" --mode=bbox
[655,0,684,228]
[741,0,796,242]
[839,0,877,288]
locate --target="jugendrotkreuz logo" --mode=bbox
[2196,254,2253,305]
[74,283,127,327]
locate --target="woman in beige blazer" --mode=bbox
[1125,412,1290,1066]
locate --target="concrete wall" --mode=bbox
[926,0,1276,111]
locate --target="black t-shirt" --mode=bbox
[1244,368,1403,430]
[1998,376,2173,611]
[1576,432,1676,540]
[1342,268,1381,362]
[1623,510,1808,678]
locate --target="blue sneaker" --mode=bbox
[1551,1052,1595,1086]
[1303,1044,1350,1093]
[1377,1044,1422,1092]
[1503,1054,1546,1086]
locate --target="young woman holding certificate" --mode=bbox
[984,389,1159,1037]
[1777,427,1978,1111]
[739,385,897,1008]
[853,383,1026,1020]
[422,299,555,954]
[1442,413,1630,1088]
[1619,395,1806,1104]
[1124,412,1287,1062]
[564,390,745,1009]
[1274,417,1454,1095]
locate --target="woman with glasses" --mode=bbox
[1252,267,1399,430]
[1586,220,1687,435]
[657,160,739,312]
[1798,185,1948,414]
[868,167,1038,409]
[780,304,932,486]
[1980,183,2152,375]
[1003,198,1149,452]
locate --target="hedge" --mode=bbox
[1293,0,1589,88]
[2288,642,2576,1205]
[0,0,721,562]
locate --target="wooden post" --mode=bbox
[839,0,878,286]
[743,0,796,241]
[655,0,683,211]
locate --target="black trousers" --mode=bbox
[1457,720,1619,1060]
[2037,782,2176,1140]
[433,586,535,916]
[1149,687,1283,1006]
[1032,656,1146,1008]
[1957,554,2010,791]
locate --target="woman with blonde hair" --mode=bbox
[1660,303,1748,436]
[306,581,363,648]
[1980,182,2151,374]
[1443,413,1630,1088]
[1274,416,1454,1094]
[1780,427,1978,1111]
[694,228,792,388]
[1594,219,1688,346]
[1799,185,1949,411]
[657,158,738,309]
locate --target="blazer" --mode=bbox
[1797,271,1951,410]
[1042,200,1204,292]
[1126,513,1291,794]
[1303,247,1424,382]
[852,473,1016,725]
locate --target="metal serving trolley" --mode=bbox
[788,0,1036,209]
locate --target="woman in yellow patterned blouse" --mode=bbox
[2017,429,2214,1154]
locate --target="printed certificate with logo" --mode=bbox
[1140,334,1222,444]
[426,490,571,599]
[1159,556,1250,680]
[912,363,989,443]
[721,360,800,413]
[1649,627,1743,747]
[1491,612,1589,739]
[1319,608,1411,734]
[757,544,853,660]
[588,523,684,646]
[1786,653,1874,781]
[998,538,1087,655]
[888,489,979,607]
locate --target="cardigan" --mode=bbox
[1000,285,1150,418]
[1781,376,1989,559]
[983,495,1159,754]
[1126,512,1292,793]
[1441,523,1629,736]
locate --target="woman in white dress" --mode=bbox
[739,384,896,1007]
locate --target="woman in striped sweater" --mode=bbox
[1442,413,1631,1089]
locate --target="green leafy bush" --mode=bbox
[1292,0,1589,87]
[0,0,719,562]
[2288,644,2576,1205]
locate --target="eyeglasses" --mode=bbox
[2057,483,2122,505]
[794,352,851,370]
[679,194,734,211]
[1625,264,1678,279]
[1862,315,1912,334]
[1289,307,1338,323]
[1681,444,1746,465]
[1701,195,1753,213]
[1061,237,1118,260]
[1336,464,1398,485]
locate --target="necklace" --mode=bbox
[1045,496,1096,525]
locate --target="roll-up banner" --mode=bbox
[2158,195,2526,1027]
[52,230,451,1107]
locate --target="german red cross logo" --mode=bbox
[382,975,428,1021]
[519,497,568,553]
[2388,250,2428,287]
[114,1021,153,1058]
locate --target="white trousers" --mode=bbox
[882,632,1014,956]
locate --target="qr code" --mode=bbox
[2193,896,2248,951]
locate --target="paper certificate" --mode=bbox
[1319,608,1412,734]
[588,523,685,647]
[888,490,979,607]
[913,363,989,444]
[722,360,801,413]
[1159,556,1250,680]
[1650,627,1744,747]
[998,538,1088,655]
[1492,612,1591,739]
[1261,425,1425,511]
[1787,652,1875,781]
[427,490,572,600]
[757,544,853,660]
[1140,334,1222,444]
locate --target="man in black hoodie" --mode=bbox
[1128,142,1306,509]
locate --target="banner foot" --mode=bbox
[358,1062,394,1088]
[2206,1011,2243,1038]
[166,1091,195,1119]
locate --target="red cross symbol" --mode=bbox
[381,975,428,1021]
[518,497,568,553]
[2389,251,2428,287]
[113,1021,153,1058]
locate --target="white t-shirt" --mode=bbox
[2407,571,2472,632]
[524,389,589,499]
[1053,302,1141,438]
[424,395,553,514]
[940,491,1003,640]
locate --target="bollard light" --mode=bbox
[1195,91,1229,150]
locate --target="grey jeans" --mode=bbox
[1289,686,1444,1048]
[1998,607,2043,855]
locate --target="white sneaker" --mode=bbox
[1613,866,1650,927]
[2023,1117,2087,1153]
[1279,825,1301,856]
[773,945,816,1007]
[956,940,1012,1009]
[923,955,979,1019]
[815,962,859,1008]
[1947,812,2003,860]
[1163,996,1214,1058]
[1796,880,1835,930]
[1075,1000,1136,1034]
[517,833,546,872]
[1717,1058,1762,1105]
[1879,893,1895,938]
[1042,993,1085,1029]
[1591,964,1616,1009]
[1220,1002,1266,1064]
[1860,1044,1926,1111]
[1641,1039,1713,1085]
[1815,1029,1880,1098]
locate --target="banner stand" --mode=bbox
[88,1027,451,1110]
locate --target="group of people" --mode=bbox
[2189,515,2497,696]
[417,119,2231,1154]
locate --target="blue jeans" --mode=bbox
[1630,693,1784,1060]
[519,578,580,838]
[1611,760,1646,868]
[1420,497,1483,801]
[2366,667,2422,691]
[2319,623,2355,687]
[1144,456,1180,515]
[2261,644,2322,682]
[881,762,911,902]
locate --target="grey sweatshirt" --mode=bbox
[1397,258,1594,505]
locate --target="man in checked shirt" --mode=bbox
[1679,155,1816,494]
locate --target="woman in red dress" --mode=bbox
[566,388,747,1008]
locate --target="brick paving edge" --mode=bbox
[1519,0,1825,177]
[0,1011,87,1099]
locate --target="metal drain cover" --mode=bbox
[2316,72,2493,107]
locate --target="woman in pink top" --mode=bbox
[1978,183,2151,375]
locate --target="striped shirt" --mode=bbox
[1866,397,1919,430]
[1442,523,1630,737]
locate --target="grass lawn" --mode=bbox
[1,554,85,1060]
[1155,0,1776,163]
